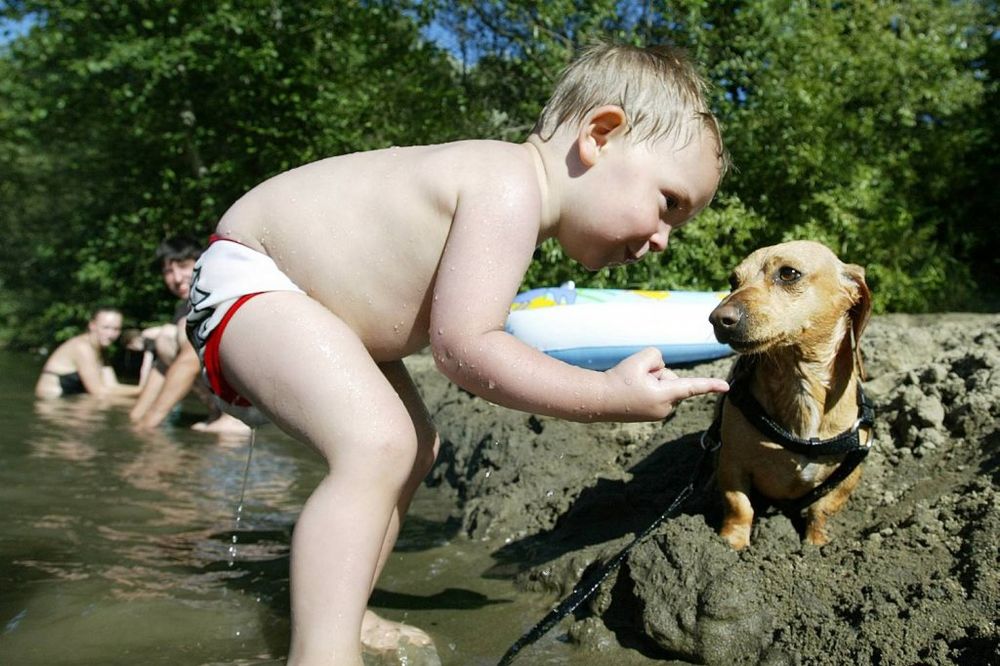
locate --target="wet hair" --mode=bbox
[532,41,729,174]
[153,236,202,272]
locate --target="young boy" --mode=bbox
[188,42,730,664]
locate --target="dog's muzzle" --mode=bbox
[709,302,746,344]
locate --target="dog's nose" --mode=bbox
[709,303,745,342]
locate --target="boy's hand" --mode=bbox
[604,347,729,421]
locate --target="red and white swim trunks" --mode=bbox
[187,235,305,424]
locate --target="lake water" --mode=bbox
[0,351,643,665]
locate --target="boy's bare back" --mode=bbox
[216,140,539,362]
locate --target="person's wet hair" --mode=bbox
[154,236,202,271]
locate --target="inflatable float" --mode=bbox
[506,284,733,370]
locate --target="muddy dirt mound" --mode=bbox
[411,313,999,665]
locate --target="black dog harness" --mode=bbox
[704,371,875,512]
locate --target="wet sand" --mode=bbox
[405,313,999,665]
[2,313,995,664]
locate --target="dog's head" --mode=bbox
[709,240,871,369]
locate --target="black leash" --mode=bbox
[496,438,718,666]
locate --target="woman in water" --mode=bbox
[35,307,143,399]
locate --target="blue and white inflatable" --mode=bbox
[506,284,733,370]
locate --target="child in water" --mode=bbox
[188,42,730,664]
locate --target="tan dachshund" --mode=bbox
[707,240,874,549]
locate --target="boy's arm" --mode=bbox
[430,153,726,422]
[133,330,201,429]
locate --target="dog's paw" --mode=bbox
[804,525,830,546]
[720,524,751,550]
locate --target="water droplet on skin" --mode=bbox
[487,379,496,390]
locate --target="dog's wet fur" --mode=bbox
[709,240,872,549]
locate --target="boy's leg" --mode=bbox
[217,292,425,666]
[362,361,440,650]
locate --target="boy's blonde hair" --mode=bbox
[533,42,728,173]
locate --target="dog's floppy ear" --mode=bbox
[842,263,872,378]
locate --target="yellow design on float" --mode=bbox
[633,290,671,301]
[510,294,558,311]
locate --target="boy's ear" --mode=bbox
[577,105,628,167]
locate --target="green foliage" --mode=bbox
[696,0,992,311]
[438,0,996,312]
[0,0,473,347]
[1,0,996,349]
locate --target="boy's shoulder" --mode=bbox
[334,140,533,188]
[436,139,538,185]
[428,138,529,162]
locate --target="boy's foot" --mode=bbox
[361,609,435,652]
[191,413,252,435]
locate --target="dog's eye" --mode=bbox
[728,274,739,290]
[777,266,802,283]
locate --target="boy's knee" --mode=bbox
[359,422,424,484]
[372,425,440,490]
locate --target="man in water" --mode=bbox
[130,236,249,433]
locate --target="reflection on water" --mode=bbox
[0,351,642,665]
[2,353,303,663]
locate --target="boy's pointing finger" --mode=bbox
[661,376,730,402]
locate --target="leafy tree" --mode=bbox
[1,0,995,348]
[0,0,470,346]
[436,0,995,311]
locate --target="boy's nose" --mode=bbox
[649,223,671,252]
